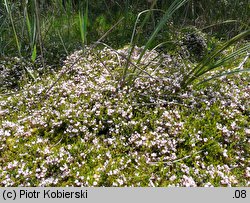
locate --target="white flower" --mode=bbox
[169,175,177,182]
[245,128,250,135]
[182,175,196,187]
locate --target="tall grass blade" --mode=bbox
[4,0,35,80]
[84,1,88,44]
[207,44,250,71]
[25,6,37,62]
[34,0,45,71]
[79,0,88,47]
[121,8,164,86]
[57,31,69,55]
[79,12,84,45]
[137,0,189,63]
[181,29,250,88]
[130,9,164,48]
[4,0,21,56]
[25,8,32,40]
[201,20,250,31]
[197,68,250,85]
[31,44,37,63]
[196,30,250,75]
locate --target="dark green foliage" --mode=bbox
[182,32,207,61]
[1,0,248,60]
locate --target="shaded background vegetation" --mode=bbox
[0,0,249,65]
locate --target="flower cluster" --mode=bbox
[0,45,249,186]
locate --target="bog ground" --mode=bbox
[0,0,249,186]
